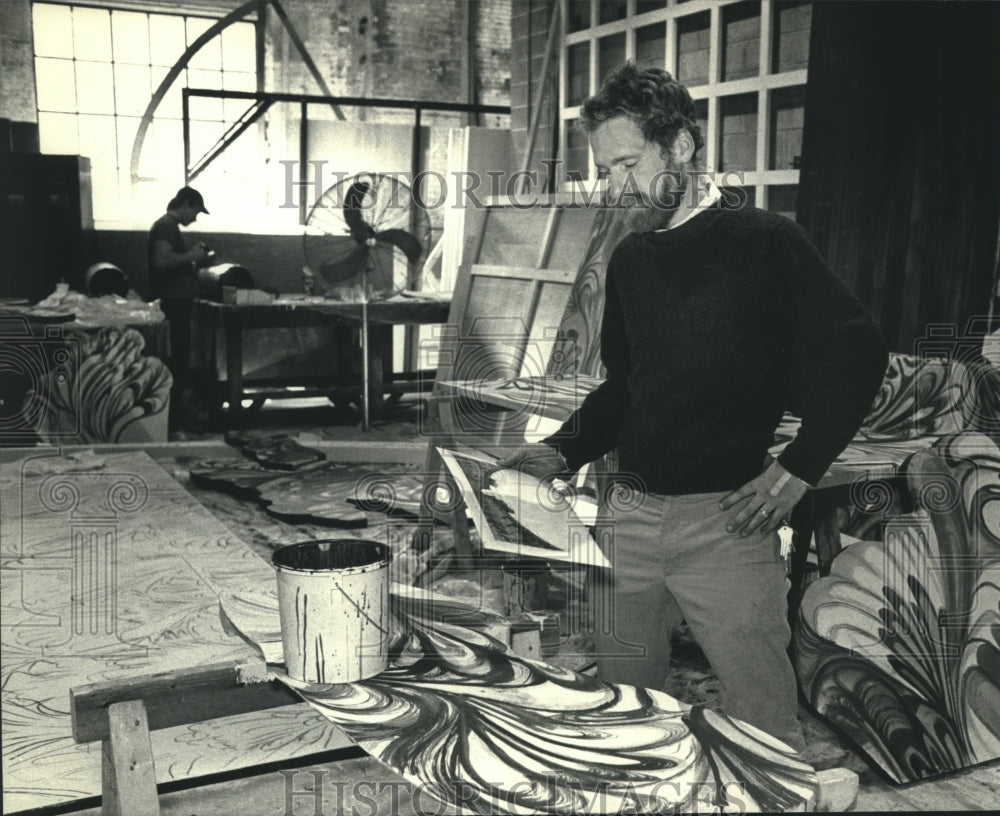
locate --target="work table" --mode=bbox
[194,294,451,425]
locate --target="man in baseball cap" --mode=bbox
[147,185,212,428]
[169,185,210,215]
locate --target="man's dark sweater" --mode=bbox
[543,205,889,494]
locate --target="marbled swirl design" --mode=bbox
[795,432,1000,783]
[859,353,974,441]
[969,362,1000,435]
[547,208,629,380]
[223,586,817,813]
[30,326,171,443]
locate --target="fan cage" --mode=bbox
[303,172,432,300]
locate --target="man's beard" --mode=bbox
[621,165,689,233]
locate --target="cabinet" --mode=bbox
[0,154,95,301]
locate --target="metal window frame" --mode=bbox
[558,0,811,212]
[30,0,262,223]
[182,88,510,225]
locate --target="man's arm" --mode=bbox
[499,263,632,481]
[540,265,632,472]
[152,238,207,270]
[771,219,889,485]
[722,219,889,536]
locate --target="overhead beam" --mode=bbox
[186,98,274,183]
[132,0,342,184]
[183,88,510,116]
[269,0,344,118]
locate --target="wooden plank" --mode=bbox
[664,13,677,76]
[688,69,810,99]
[102,700,160,816]
[854,767,1000,811]
[71,660,299,745]
[438,262,476,384]
[471,264,577,284]
[813,767,858,812]
[465,204,491,269]
[536,207,562,268]
[706,94,720,176]
[756,87,768,180]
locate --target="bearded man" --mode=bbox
[502,62,888,752]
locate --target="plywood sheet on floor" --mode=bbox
[0,449,354,813]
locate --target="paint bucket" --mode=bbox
[271,539,392,684]
[524,611,561,658]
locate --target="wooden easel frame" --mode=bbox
[415,260,579,572]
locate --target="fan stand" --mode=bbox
[359,237,376,432]
[304,174,428,431]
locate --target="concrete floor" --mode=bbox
[62,395,999,814]
[68,754,437,816]
[61,755,1000,815]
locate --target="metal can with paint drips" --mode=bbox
[272,539,392,683]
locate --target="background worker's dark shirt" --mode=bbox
[147,214,196,299]
[543,205,889,493]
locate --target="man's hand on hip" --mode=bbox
[496,443,569,483]
[719,458,809,537]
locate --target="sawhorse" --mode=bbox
[70,658,298,816]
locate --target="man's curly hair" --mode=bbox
[580,61,704,163]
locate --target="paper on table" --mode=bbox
[438,447,610,569]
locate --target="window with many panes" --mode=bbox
[32,1,258,225]
[560,0,811,218]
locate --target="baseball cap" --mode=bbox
[174,186,210,214]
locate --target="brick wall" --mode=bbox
[473,0,512,127]
[256,0,511,231]
[265,0,510,127]
[0,0,37,123]
[4,0,512,234]
[1,0,510,128]
[510,0,559,191]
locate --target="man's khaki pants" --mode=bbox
[588,490,806,752]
